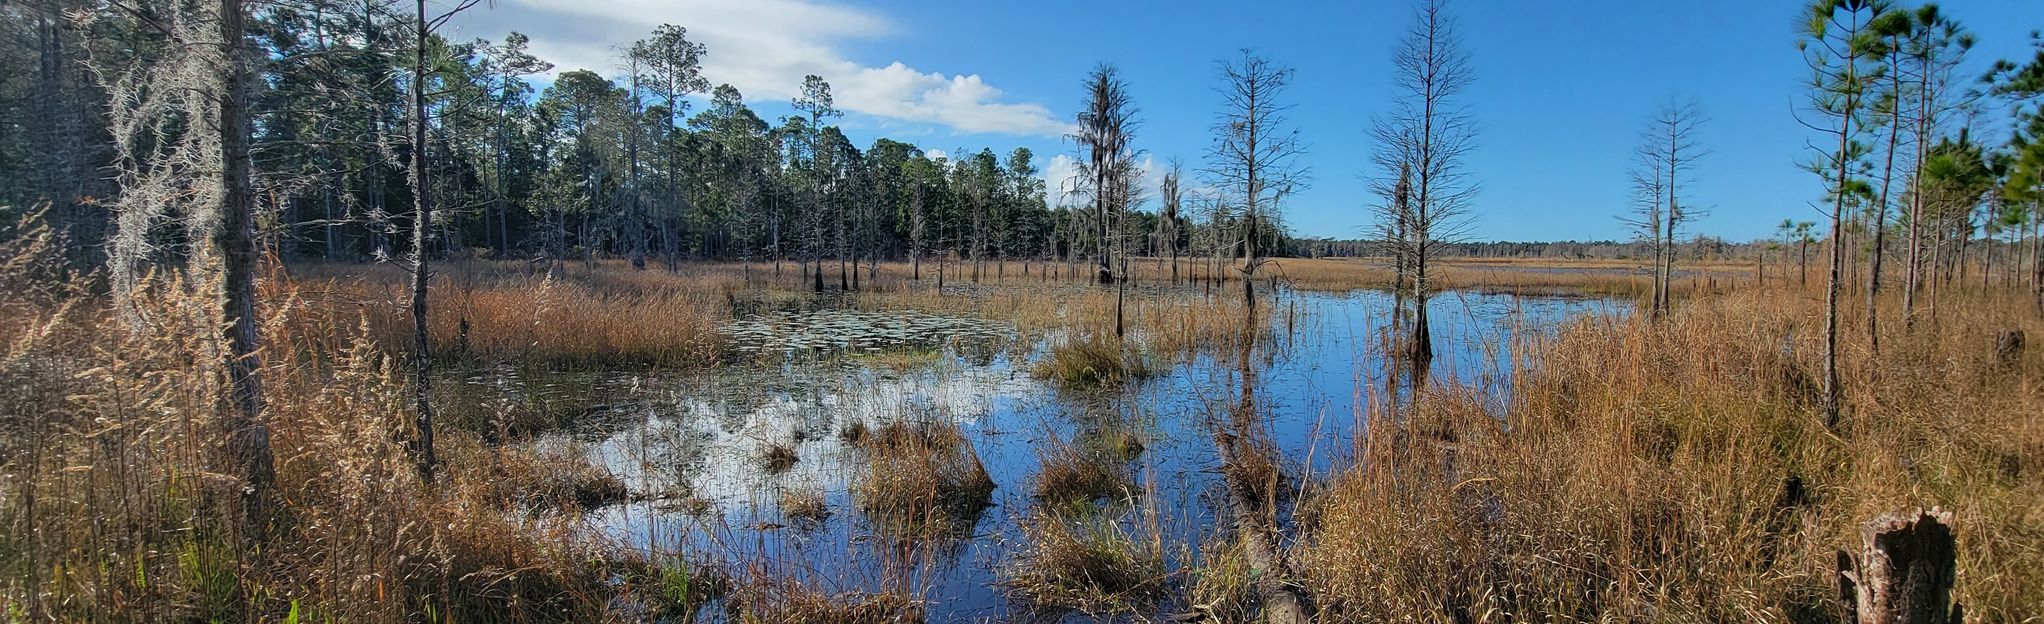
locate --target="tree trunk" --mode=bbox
[218,0,277,531]
[1838,509,1959,624]
[1903,69,1931,328]
[2031,213,2041,316]
[408,0,438,481]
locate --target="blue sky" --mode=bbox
[453,0,2044,242]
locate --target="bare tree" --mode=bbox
[1371,0,1477,364]
[1206,49,1307,312]
[1073,64,1137,287]
[1159,158,1184,284]
[1622,98,1707,319]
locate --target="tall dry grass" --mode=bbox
[0,249,678,621]
[1300,286,2044,622]
[300,261,734,368]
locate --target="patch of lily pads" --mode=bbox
[722,309,1014,357]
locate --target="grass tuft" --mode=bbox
[1004,510,1168,615]
[1034,336,1151,387]
[1034,433,1134,510]
[725,581,925,624]
[779,483,831,524]
[761,442,800,473]
[851,420,996,537]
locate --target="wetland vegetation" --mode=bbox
[4,0,2044,622]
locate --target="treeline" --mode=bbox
[1295,237,1758,261]
[0,0,1273,282]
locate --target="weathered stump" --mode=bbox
[1992,329,2025,368]
[1837,508,1960,624]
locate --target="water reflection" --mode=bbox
[492,288,1621,620]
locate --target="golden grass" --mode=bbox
[850,420,997,537]
[1186,535,1257,623]
[722,579,924,624]
[779,482,831,524]
[1033,432,1136,511]
[1034,336,1153,387]
[0,268,668,621]
[301,261,733,368]
[1003,508,1169,615]
[9,212,2038,623]
[478,442,631,513]
[1298,286,2044,622]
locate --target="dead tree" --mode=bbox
[1160,159,1184,284]
[1206,49,1307,313]
[1372,0,1477,364]
[1622,98,1707,319]
[1073,64,1137,287]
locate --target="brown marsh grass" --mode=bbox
[1299,286,2044,622]
[0,268,674,621]
[1004,507,1170,616]
[1033,431,1137,511]
[300,261,732,368]
[850,420,997,537]
[9,212,2038,623]
[720,578,924,623]
[1034,335,1154,388]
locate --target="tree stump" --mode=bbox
[1837,508,1960,624]
[1992,329,2025,368]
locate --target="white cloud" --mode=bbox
[1043,153,1174,211]
[454,0,1072,137]
[1043,153,1083,208]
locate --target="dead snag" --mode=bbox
[1836,508,1960,624]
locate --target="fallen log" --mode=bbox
[1210,428,1311,624]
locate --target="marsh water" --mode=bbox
[466,288,1621,621]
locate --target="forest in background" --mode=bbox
[1,0,2043,622]
[0,0,1318,284]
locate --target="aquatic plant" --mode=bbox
[1033,433,1135,510]
[779,482,831,524]
[851,420,996,537]
[722,579,925,624]
[1004,508,1168,615]
[1034,336,1152,387]
[760,441,800,473]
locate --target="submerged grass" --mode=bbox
[1186,535,1257,623]
[480,442,631,513]
[1034,432,1136,511]
[760,441,801,473]
[779,482,831,524]
[722,578,925,624]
